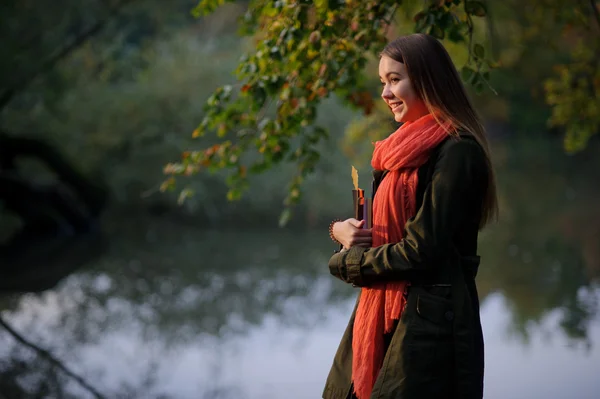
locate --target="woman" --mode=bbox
[324,34,498,399]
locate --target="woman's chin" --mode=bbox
[394,113,406,123]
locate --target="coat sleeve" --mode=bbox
[328,138,488,286]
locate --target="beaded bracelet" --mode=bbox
[329,219,342,244]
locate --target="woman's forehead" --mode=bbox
[379,55,406,75]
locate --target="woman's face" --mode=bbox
[379,55,429,123]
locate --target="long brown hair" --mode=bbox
[382,33,498,229]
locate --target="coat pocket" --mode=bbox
[399,288,455,398]
[410,287,454,338]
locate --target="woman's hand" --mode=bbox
[332,218,372,250]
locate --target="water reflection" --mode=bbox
[476,138,600,345]
[1,266,598,398]
[0,138,599,398]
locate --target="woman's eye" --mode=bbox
[391,78,400,83]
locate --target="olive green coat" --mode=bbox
[324,135,487,399]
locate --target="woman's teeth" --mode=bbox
[390,102,403,111]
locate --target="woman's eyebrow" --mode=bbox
[380,72,402,79]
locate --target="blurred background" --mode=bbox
[0,0,599,398]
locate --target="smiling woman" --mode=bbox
[327,33,499,399]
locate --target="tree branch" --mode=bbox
[590,0,600,32]
[0,0,136,112]
[483,0,499,60]
[0,315,106,399]
[383,4,399,37]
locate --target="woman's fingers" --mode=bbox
[331,220,372,248]
[347,218,363,228]
[353,228,372,236]
[351,228,371,237]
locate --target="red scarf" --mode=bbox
[352,114,451,399]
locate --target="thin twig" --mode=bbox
[256,98,273,121]
[466,14,474,64]
[0,315,106,399]
[383,4,399,36]
[483,0,499,60]
[0,0,137,111]
[483,75,499,95]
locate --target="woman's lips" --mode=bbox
[389,102,403,113]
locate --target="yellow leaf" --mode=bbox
[351,166,358,190]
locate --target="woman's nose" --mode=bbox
[381,85,394,99]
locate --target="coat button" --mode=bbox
[444,311,454,321]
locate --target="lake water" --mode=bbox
[0,221,598,399]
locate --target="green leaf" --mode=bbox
[473,43,485,59]
[227,188,242,201]
[438,12,454,30]
[270,46,281,59]
[465,1,486,17]
[278,208,292,227]
[461,66,475,82]
[475,81,484,94]
[177,188,194,205]
[428,24,445,40]
[192,0,230,17]
[448,27,464,43]
[222,85,232,101]
[264,5,278,18]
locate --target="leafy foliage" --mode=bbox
[545,42,600,153]
[166,0,495,224]
[539,4,600,153]
[484,0,600,152]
